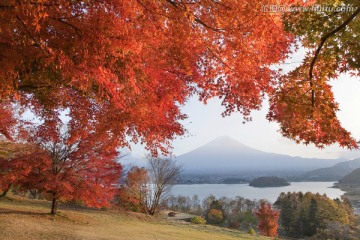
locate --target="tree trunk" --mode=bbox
[0,184,12,199]
[51,196,58,215]
[149,192,161,215]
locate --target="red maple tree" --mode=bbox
[255,202,280,237]
[7,89,124,214]
[0,141,41,198]
[0,103,17,141]
[20,126,122,215]
[2,0,347,151]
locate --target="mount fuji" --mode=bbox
[176,136,347,175]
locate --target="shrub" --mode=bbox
[168,211,176,217]
[191,216,206,224]
[248,228,256,235]
[229,221,240,229]
[206,209,224,224]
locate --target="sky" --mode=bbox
[128,49,360,161]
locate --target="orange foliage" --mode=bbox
[268,62,358,149]
[0,104,17,140]
[0,0,319,150]
[255,202,280,237]
[0,142,40,193]
[118,167,148,212]
[20,127,122,212]
[0,0,355,150]
[207,209,224,224]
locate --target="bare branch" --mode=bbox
[142,156,181,215]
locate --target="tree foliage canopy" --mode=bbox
[0,141,39,195]
[0,1,359,174]
[118,166,149,212]
[275,192,355,237]
[3,0,346,151]
[21,126,122,214]
[268,0,360,149]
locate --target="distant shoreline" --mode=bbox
[174,181,338,185]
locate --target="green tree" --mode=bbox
[276,192,355,237]
[275,192,303,235]
[307,197,318,235]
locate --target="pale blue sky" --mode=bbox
[129,49,360,161]
[169,75,360,160]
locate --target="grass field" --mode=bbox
[0,196,268,240]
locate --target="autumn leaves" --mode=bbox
[0,0,359,214]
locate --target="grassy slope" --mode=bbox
[0,197,267,240]
[338,185,360,214]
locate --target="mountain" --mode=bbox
[176,136,347,175]
[339,168,360,184]
[119,153,147,167]
[301,158,360,181]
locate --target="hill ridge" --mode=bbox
[301,158,360,181]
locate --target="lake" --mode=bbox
[171,182,345,203]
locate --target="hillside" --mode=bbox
[0,196,266,240]
[339,168,360,184]
[176,136,346,175]
[336,168,360,214]
[301,158,360,181]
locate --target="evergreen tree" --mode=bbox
[276,192,354,238]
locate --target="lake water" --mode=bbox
[171,182,345,203]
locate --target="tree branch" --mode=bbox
[309,6,360,107]
[16,15,49,55]
[193,16,222,32]
[206,46,235,72]
[136,0,174,19]
[28,2,62,7]
[49,17,82,37]
[165,0,223,32]
[0,5,15,10]
[17,84,53,91]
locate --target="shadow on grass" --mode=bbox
[0,196,100,213]
[0,208,50,216]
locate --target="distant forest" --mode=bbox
[249,176,290,187]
